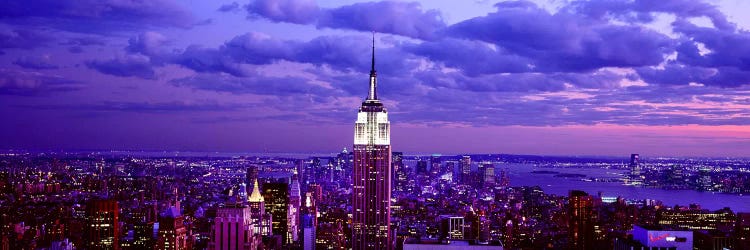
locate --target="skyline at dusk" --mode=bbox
[4,0,750,156]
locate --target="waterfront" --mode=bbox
[504,163,750,212]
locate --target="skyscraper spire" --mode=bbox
[370,32,376,76]
[367,32,378,100]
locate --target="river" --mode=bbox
[501,163,750,212]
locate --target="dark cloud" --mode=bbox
[414,71,566,93]
[223,32,296,65]
[85,56,157,79]
[61,36,107,46]
[172,46,249,77]
[170,73,341,97]
[245,0,445,40]
[171,33,414,77]
[0,28,53,50]
[447,1,674,72]
[59,36,107,54]
[317,1,445,40]
[22,101,250,113]
[404,38,533,76]
[0,0,195,33]
[218,2,241,12]
[672,20,750,70]
[126,32,170,57]
[246,0,320,24]
[625,17,750,88]
[68,46,84,54]
[0,69,82,95]
[569,0,734,30]
[14,56,59,70]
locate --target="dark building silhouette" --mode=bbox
[736,213,750,250]
[262,181,290,246]
[84,199,119,250]
[568,190,596,250]
[156,206,187,250]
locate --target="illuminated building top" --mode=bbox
[354,35,390,146]
[249,179,264,203]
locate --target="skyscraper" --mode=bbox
[262,181,290,245]
[392,152,407,192]
[568,190,598,250]
[629,154,643,185]
[248,180,272,236]
[461,156,472,184]
[209,204,259,250]
[84,199,119,250]
[156,206,187,250]
[288,174,301,245]
[352,37,392,250]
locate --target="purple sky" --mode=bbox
[2,0,750,157]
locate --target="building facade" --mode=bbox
[208,204,259,250]
[84,199,119,250]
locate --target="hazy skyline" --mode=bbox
[2,0,750,157]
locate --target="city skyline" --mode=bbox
[3,0,750,157]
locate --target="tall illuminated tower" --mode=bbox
[352,36,392,250]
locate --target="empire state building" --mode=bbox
[352,38,392,250]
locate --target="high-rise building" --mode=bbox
[288,175,301,245]
[393,152,407,192]
[156,206,187,250]
[439,216,465,240]
[316,222,346,250]
[248,180,272,236]
[209,204,259,250]
[460,156,471,184]
[84,199,119,250]
[262,181,290,245]
[629,154,644,185]
[352,37,392,250]
[416,160,428,175]
[656,207,735,232]
[246,166,258,194]
[301,214,315,250]
[301,190,318,250]
[736,213,750,250]
[569,190,597,250]
[430,155,441,176]
[483,163,495,187]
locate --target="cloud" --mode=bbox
[632,19,750,88]
[672,20,750,70]
[22,101,252,113]
[85,55,157,79]
[0,0,195,33]
[569,0,734,30]
[172,45,250,77]
[170,73,339,97]
[0,69,82,95]
[171,33,414,77]
[246,0,320,24]
[317,1,445,40]
[223,32,296,65]
[446,1,674,72]
[403,38,533,76]
[60,36,107,54]
[245,0,445,40]
[218,2,242,12]
[0,27,53,50]
[14,55,59,70]
[126,31,170,57]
